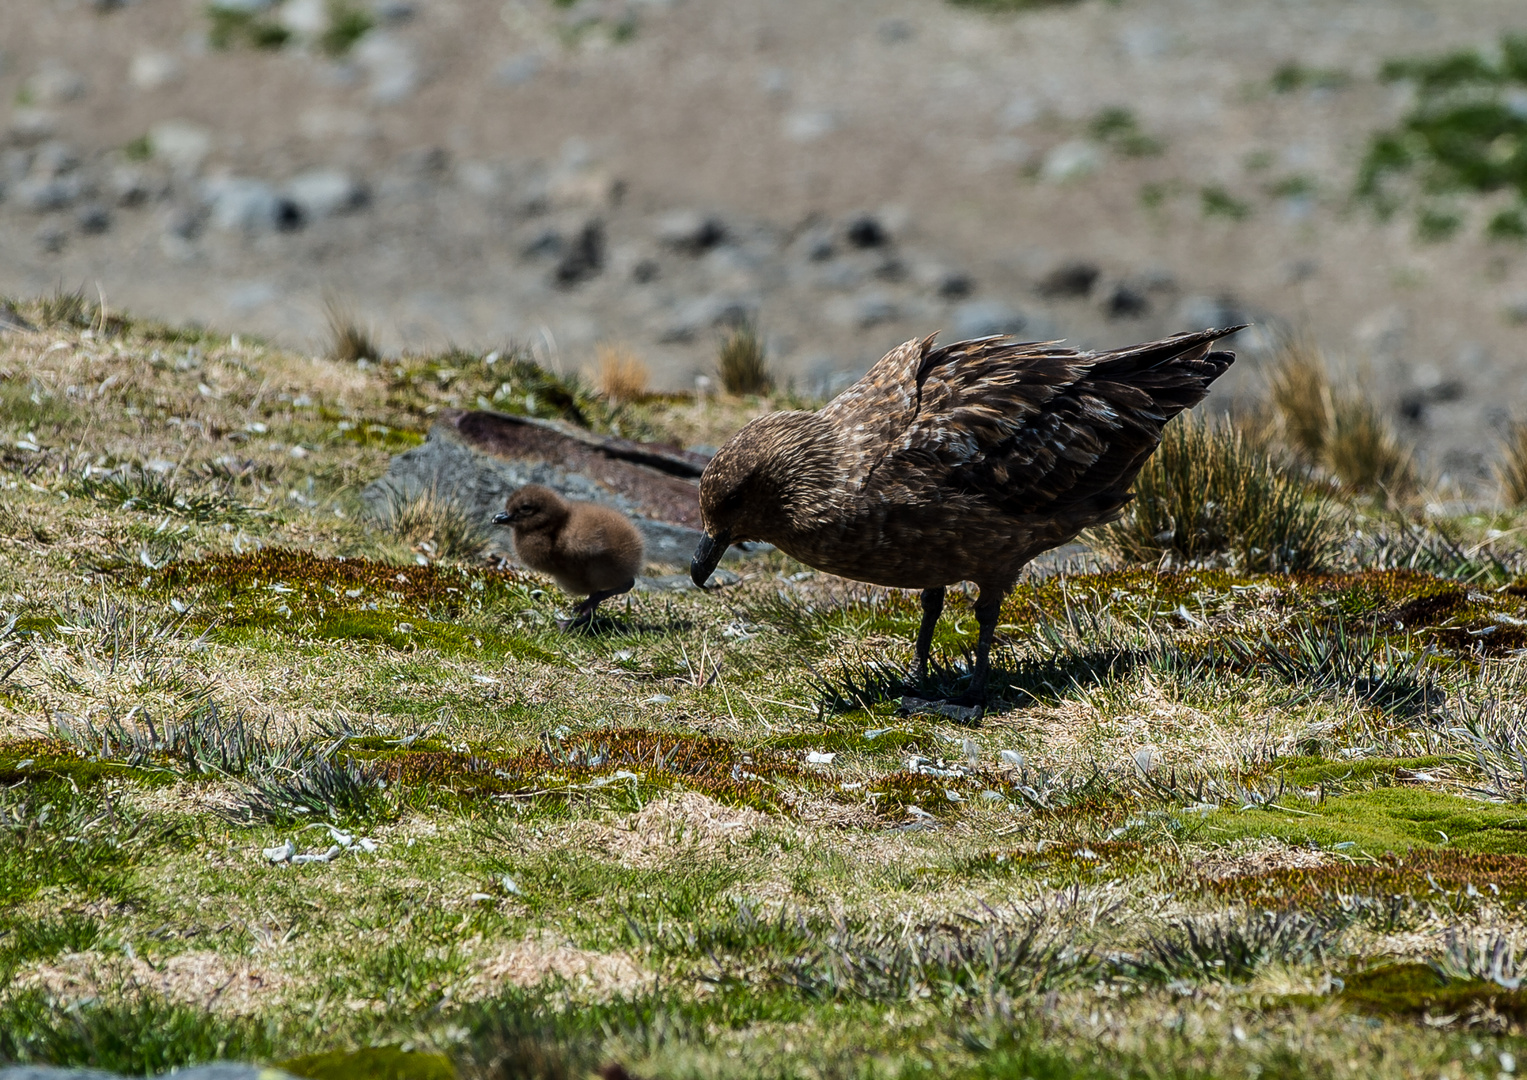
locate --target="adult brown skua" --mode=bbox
[493,484,644,630]
[690,326,1244,717]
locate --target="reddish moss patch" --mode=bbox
[962,840,1165,877]
[1203,849,1527,907]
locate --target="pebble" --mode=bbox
[76,202,111,233]
[495,52,543,86]
[284,168,367,218]
[951,299,1030,339]
[149,120,212,174]
[353,32,420,103]
[1040,140,1102,183]
[130,51,184,90]
[655,209,726,254]
[25,61,87,106]
[1037,261,1099,299]
[15,175,83,212]
[203,177,293,232]
[660,292,755,342]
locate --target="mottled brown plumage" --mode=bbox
[690,326,1243,713]
[494,484,644,630]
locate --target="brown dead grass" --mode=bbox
[593,343,650,404]
[15,949,289,1015]
[457,932,650,1000]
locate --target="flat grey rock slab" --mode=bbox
[636,567,741,591]
[363,409,767,568]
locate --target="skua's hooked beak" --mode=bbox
[690,531,730,587]
[492,512,512,525]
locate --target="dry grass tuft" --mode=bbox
[1264,338,1416,501]
[370,485,491,560]
[1091,412,1341,571]
[717,323,772,395]
[325,297,379,364]
[593,343,650,404]
[1498,422,1527,507]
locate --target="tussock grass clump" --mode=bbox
[1122,909,1348,985]
[325,298,379,363]
[370,484,492,561]
[71,469,248,523]
[1091,413,1340,572]
[717,324,772,396]
[593,343,650,404]
[1264,339,1416,501]
[1496,422,1527,506]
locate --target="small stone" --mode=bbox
[284,168,367,218]
[149,120,212,174]
[495,52,542,86]
[655,209,726,254]
[9,107,60,143]
[1038,261,1100,299]
[552,219,605,287]
[25,61,87,105]
[952,299,1030,339]
[162,204,202,239]
[354,32,419,103]
[278,0,328,37]
[1503,295,1527,325]
[877,18,914,43]
[130,51,184,90]
[1040,140,1102,183]
[31,140,79,177]
[1104,283,1149,318]
[15,175,83,212]
[209,0,275,10]
[660,293,756,343]
[34,223,66,253]
[784,110,837,142]
[631,258,659,283]
[372,0,416,22]
[844,214,888,248]
[203,176,302,232]
[76,202,111,233]
[110,164,159,206]
[937,271,974,299]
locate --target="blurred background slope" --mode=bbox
[1,0,1524,488]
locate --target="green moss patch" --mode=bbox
[281,1046,455,1080]
[1201,788,1527,856]
[1292,962,1527,1024]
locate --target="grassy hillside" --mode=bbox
[4,297,1527,1078]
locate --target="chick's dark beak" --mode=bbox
[492,512,512,526]
[690,531,729,587]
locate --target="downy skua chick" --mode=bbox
[690,326,1243,716]
[493,484,644,630]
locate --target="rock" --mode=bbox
[655,210,725,254]
[660,293,756,343]
[372,0,416,22]
[363,410,764,568]
[31,141,79,177]
[1178,293,1246,332]
[0,302,37,333]
[1037,261,1099,299]
[938,271,974,299]
[631,258,660,283]
[951,299,1033,339]
[495,52,542,86]
[354,32,420,103]
[14,175,84,212]
[1000,94,1040,130]
[111,164,161,206]
[827,291,900,329]
[1039,140,1102,183]
[208,0,276,10]
[25,61,87,105]
[636,568,741,592]
[161,204,203,239]
[149,121,212,174]
[844,214,888,248]
[1103,283,1149,318]
[76,202,112,233]
[456,160,502,197]
[284,169,367,218]
[876,18,914,43]
[278,0,328,37]
[203,176,302,232]
[552,220,605,288]
[1504,295,1527,325]
[784,111,837,142]
[34,223,66,253]
[130,51,184,90]
[9,107,60,143]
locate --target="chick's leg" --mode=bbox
[560,579,636,632]
[908,586,945,686]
